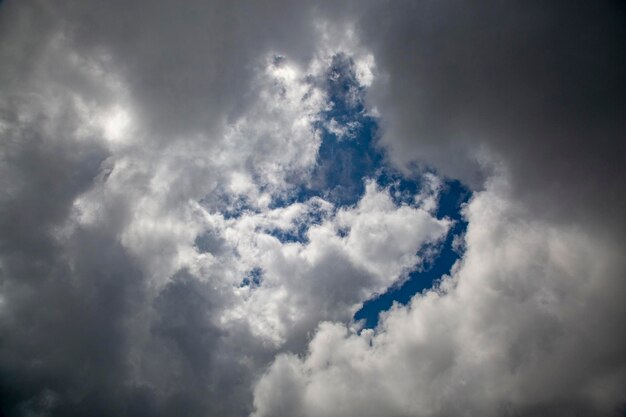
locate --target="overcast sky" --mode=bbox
[0,1,625,416]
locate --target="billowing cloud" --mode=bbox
[253,175,626,417]
[219,182,449,349]
[1,1,624,416]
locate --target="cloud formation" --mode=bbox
[253,175,626,417]
[357,1,626,228]
[0,1,624,417]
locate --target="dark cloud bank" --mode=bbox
[0,1,624,417]
[360,1,626,229]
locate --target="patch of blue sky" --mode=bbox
[268,53,382,210]
[306,53,382,208]
[266,199,328,244]
[354,180,471,329]
[240,266,263,288]
[266,222,309,244]
[275,53,438,213]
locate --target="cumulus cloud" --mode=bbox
[253,175,626,417]
[219,182,449,348]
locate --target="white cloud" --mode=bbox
[252,173,626,417]
[213,181,448,347]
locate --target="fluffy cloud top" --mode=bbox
[253,175,626,417]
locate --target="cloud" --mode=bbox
[355,1,626,230]
[0,1,447,413]
[219,182,449,348]
[252,175,626,417]
[0,1,334,413]
[1,1,624,416]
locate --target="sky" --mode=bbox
[0,1,624,417]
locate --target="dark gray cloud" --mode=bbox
[0,90,144,416]
[0,227,144,416]
[357,0,626,230]
[54,0,327,138]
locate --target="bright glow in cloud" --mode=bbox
[101,105,131,143]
